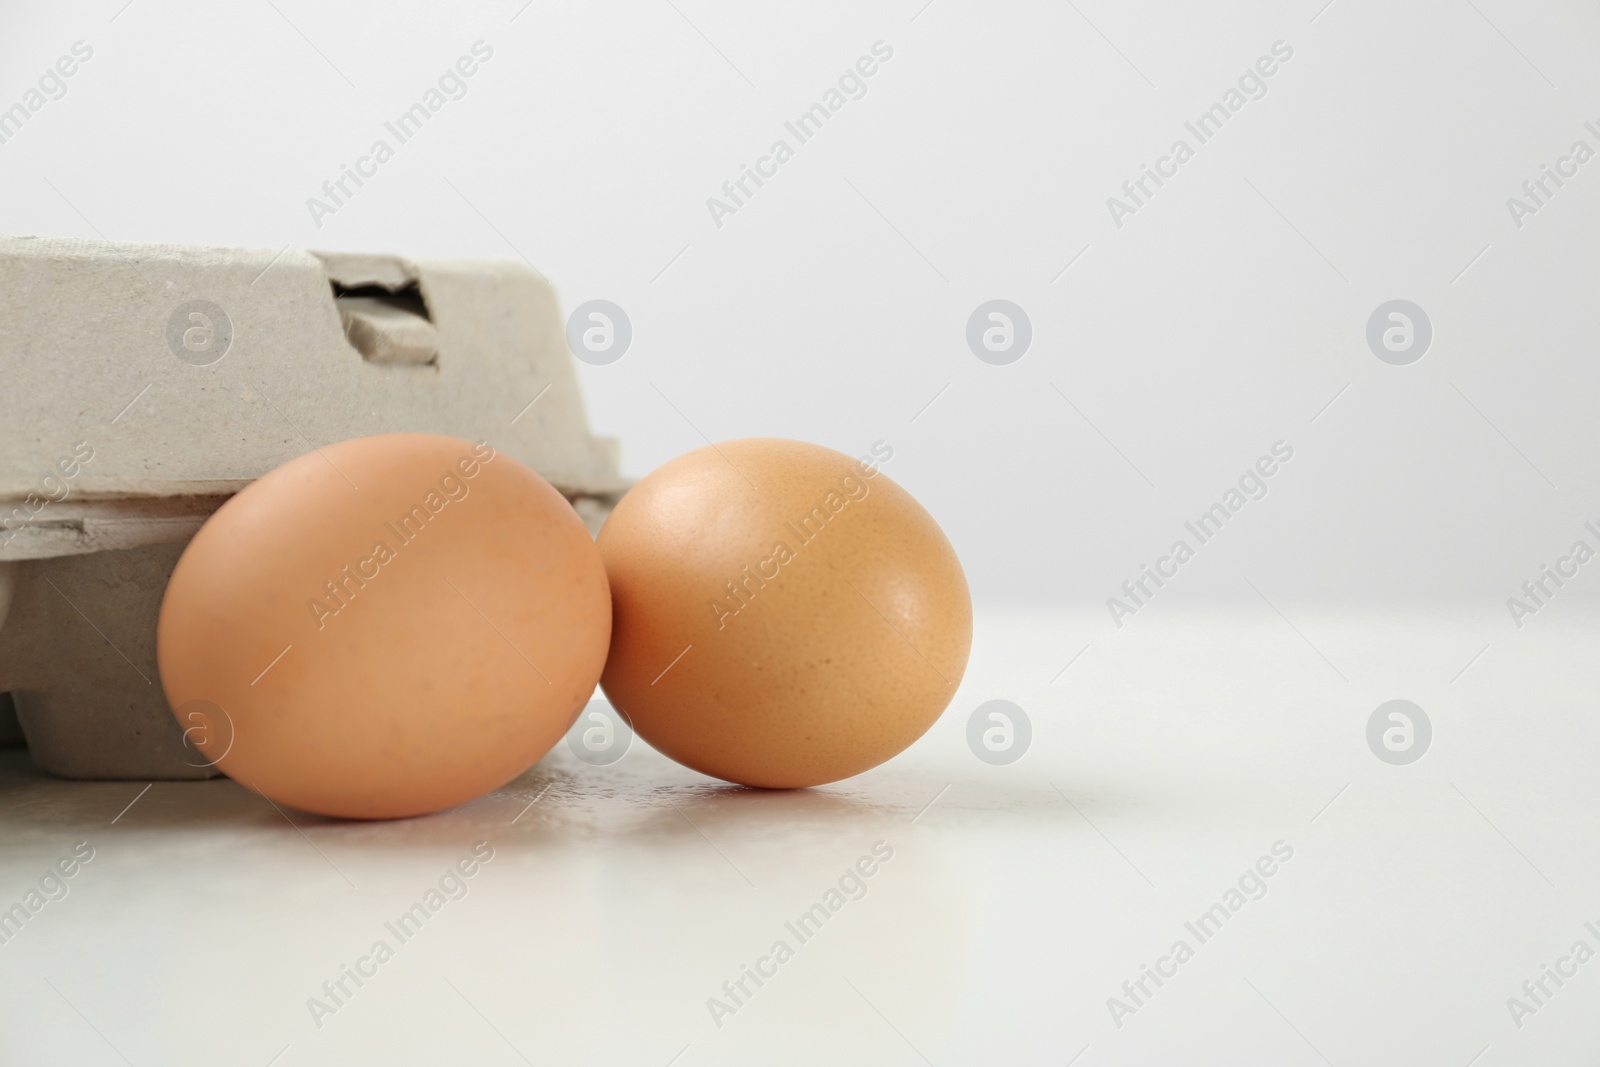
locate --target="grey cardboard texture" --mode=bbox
[0,234,626,780]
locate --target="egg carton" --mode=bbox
[0,234,627,780]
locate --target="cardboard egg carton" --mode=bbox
[0,234,627,780]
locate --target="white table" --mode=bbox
[1,606,1595,1066]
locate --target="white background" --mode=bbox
[2,1,1599,1064]
[5,0,1597,610]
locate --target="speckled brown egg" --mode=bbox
[157,433,611,819]
[597,438,970,788]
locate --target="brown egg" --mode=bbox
[598,438,970,788]
[157,433,610,819]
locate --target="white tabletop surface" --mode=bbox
[1,604,1595,1066]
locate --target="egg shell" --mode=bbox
[157,432,610,819]
[598,438,971,788]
